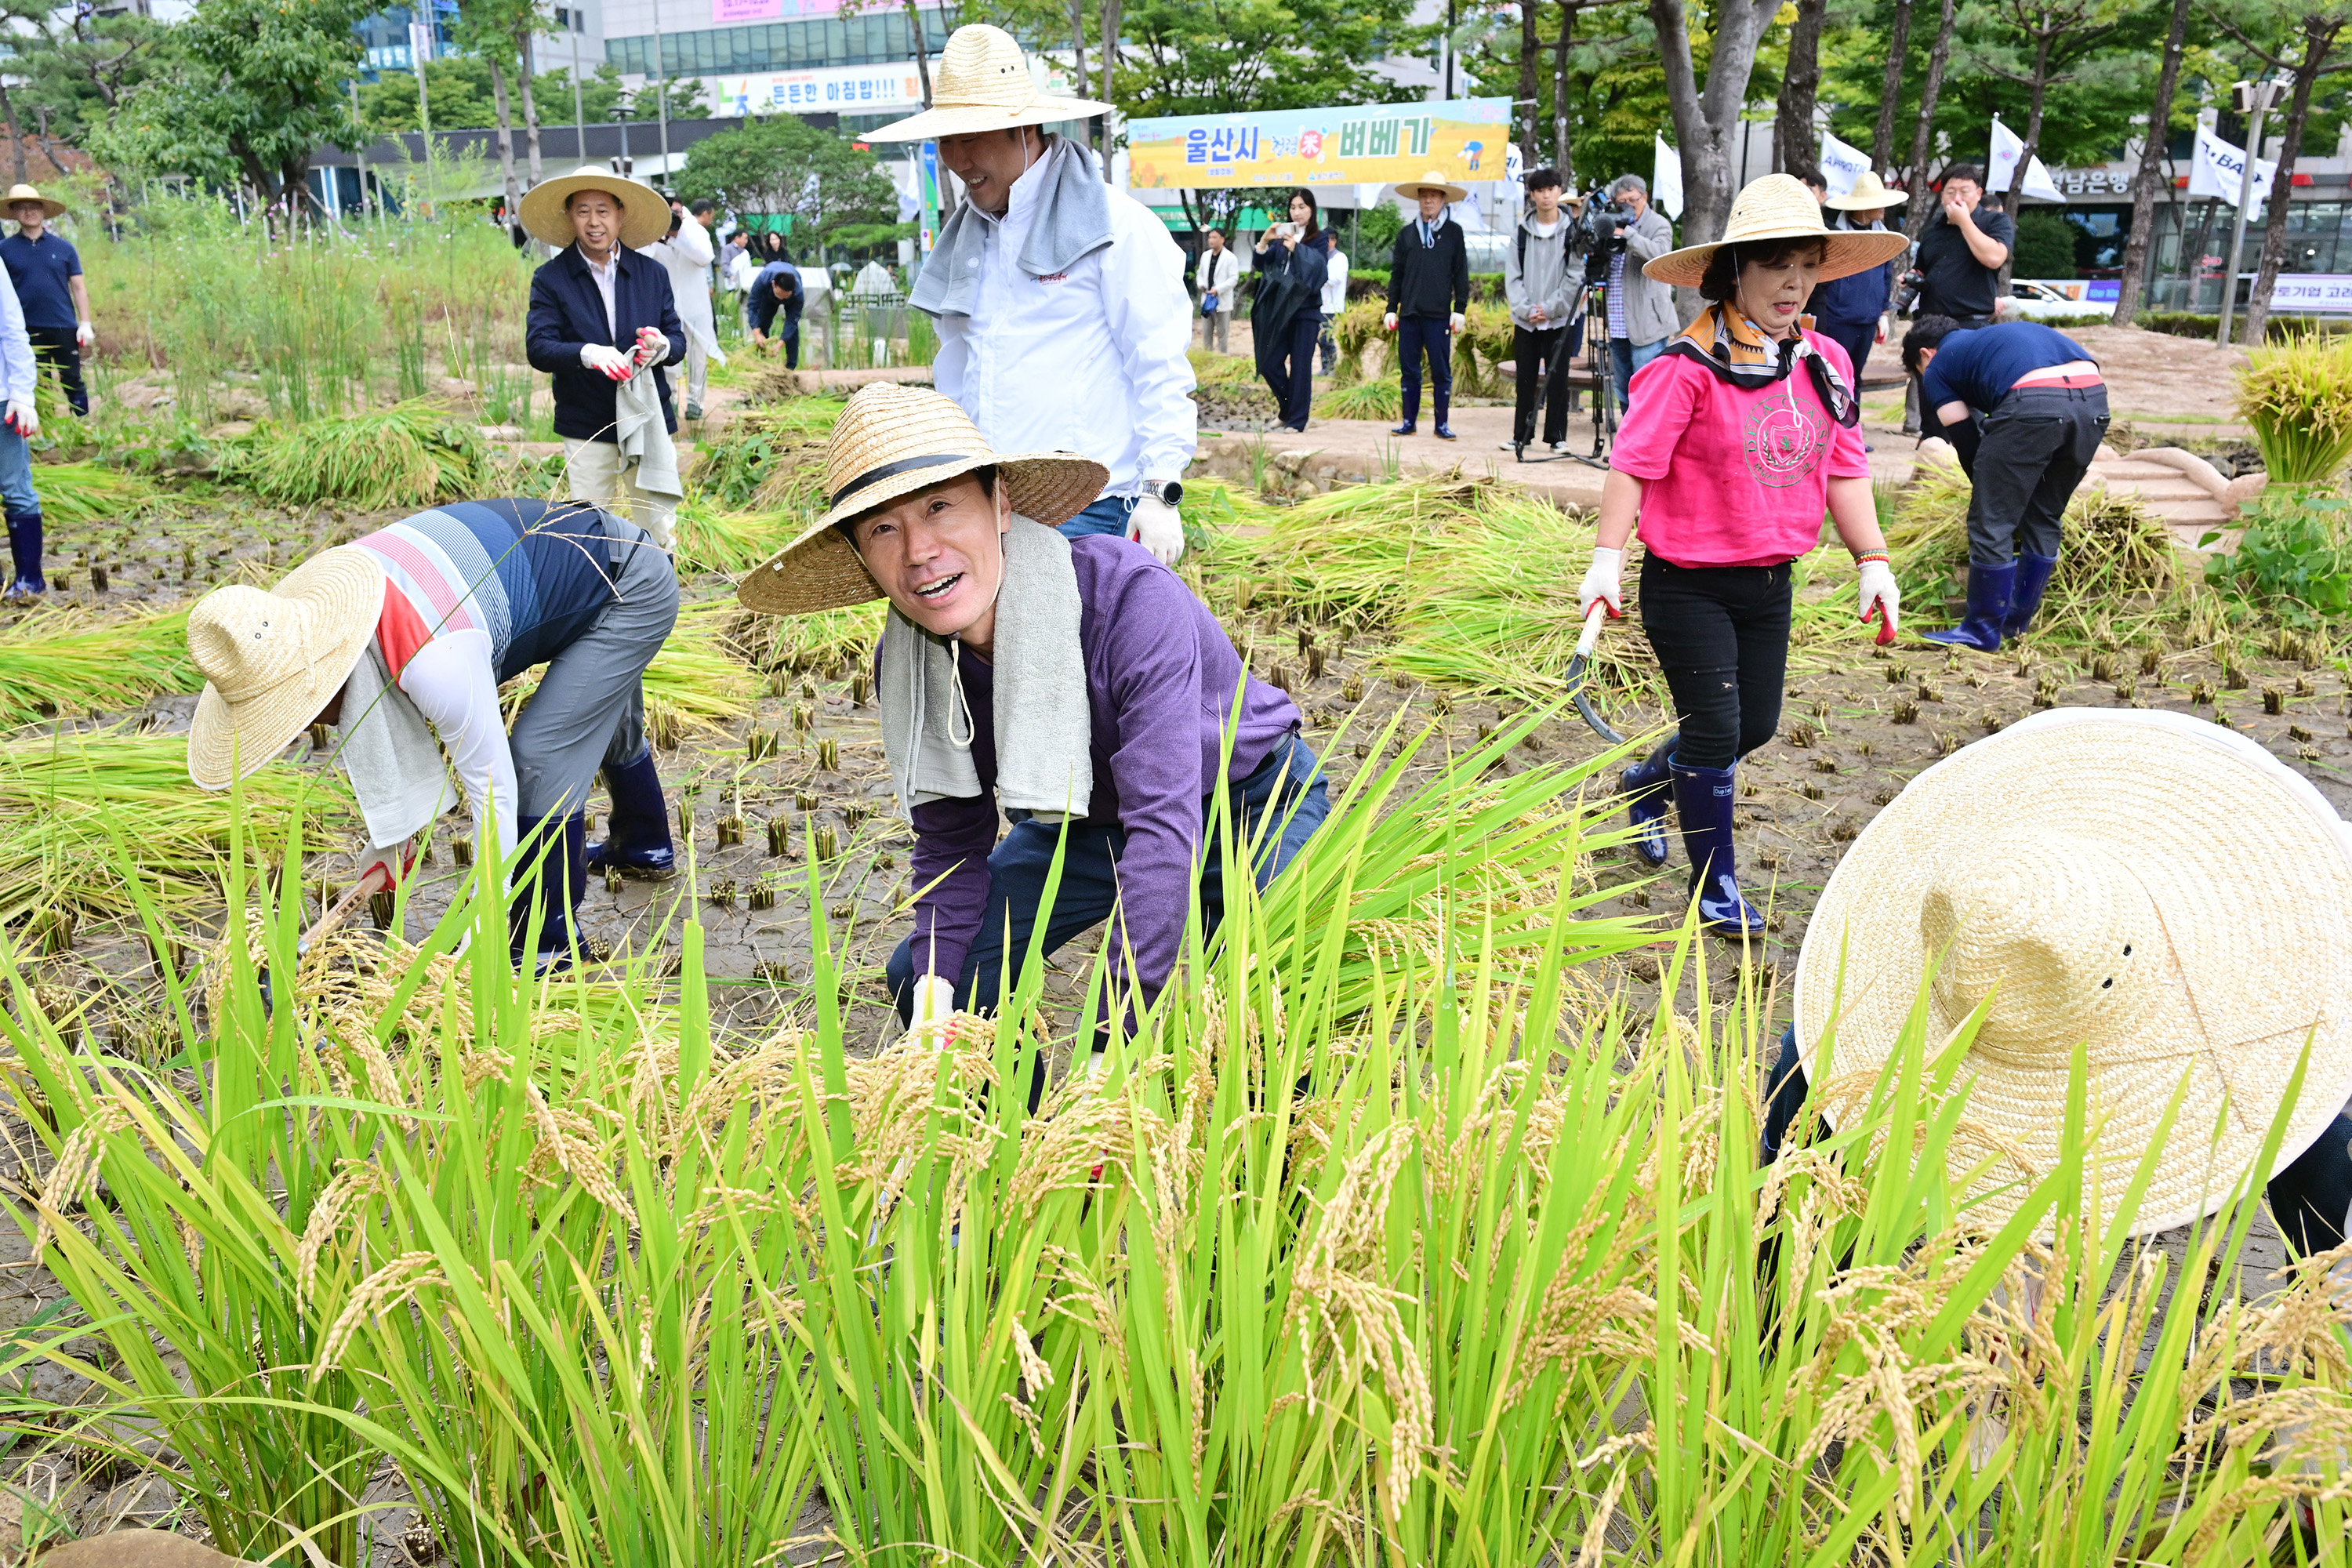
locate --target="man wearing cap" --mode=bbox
[864,25,1196,568]
[182,498,681,974]
[737,383,1327,1075]
[0,185,91,419]
[1902,315,2107,651]
[1381,173,1471,441]
[523,167,687,550]
[641,194,724,422]
[1809,172,1907,388]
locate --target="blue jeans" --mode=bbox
[886,732,1331,1024]
[0,426,35,514]
[1610,336,1665,409]
[1397,315,1453,427]
[1061,495,1134,540]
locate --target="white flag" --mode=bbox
[1817,132,1873,198]
[1987,117,2066,202]
[2186,124,2278,208]
[1653,134,1684,220]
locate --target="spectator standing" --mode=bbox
[521,166,687,550]
[1196,228,1240,354]
[1602,174,1677,410]
[867,24,1195,565]
[1252,189,1331,433]
[1905,163,2013,434]
[1318,234,1348,375]
[1382,171,1472,441]
[1501,167,1576,452]
[0,185,90,418]
[1810,171,1907,387]
[642,194,724,421]
[748,260,804,366]
[722,230,759,327]
[0,264,44,598]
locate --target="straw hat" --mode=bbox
[185,548,387,789]
[3,184,65,219]
[864,25,1109,143]
[1824,169,1909,212]
[1644,172,1910,288]
[1388,170,1470,205]
[736,383,1105,616]
[1794,709,2352,1239]
[517,165,670,250]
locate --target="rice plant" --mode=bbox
[1317,377,1405,422]
[691,403,837,513]
[214,401,496,510]
[2238,331,2352,485]
[27,461,169,528]
[503,597,756,743]
[671,496,784,578]
[0,604,196,728]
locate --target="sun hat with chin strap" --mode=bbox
[1794,706,2352,1239]
[863,25,1109,144]
[1645,172,1910,289]
[1387,171,1471,205]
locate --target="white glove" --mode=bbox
[354,838,416,892]
[909,975,956,1040]
[633,326,670,365]
[74,321,93,350]
[1448,311,1466,334]
[580,343,633,380]
[4,400,35,439]
[1127,495,1185,567]
[1857,558,1901,636]
[1578,546,1624,619]
[1382,311,1399,331]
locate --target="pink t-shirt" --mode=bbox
[1610,330,1871,568]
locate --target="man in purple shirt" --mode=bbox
[738,384,1327,1065]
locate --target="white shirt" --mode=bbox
[1319,247,1349,317]
[0,268,32,405]
[1199,245,1241,310]
[583,249,619,340]
[392,627,517,866]
[640,220,723,359]
[931,139,1197,493]
[724,244,758,293]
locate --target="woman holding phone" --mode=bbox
[1251,189,1333,432]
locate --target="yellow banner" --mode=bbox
[1125,99,1512,191]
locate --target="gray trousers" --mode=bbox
[1200,309,1232,354]
[510,520,681,819]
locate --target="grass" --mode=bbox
[5,713,2347,1566]
[215,401,497,511]
[0,604,197,728]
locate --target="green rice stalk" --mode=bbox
[0,605,197,728]
[2236,331,2352,485]
[728,597,886,677]
[27,461,169,527]
[1317,378,1404,422]
[671,497,784,579]
[217,401,495,510]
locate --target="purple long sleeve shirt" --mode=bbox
[906,535,1302,1000]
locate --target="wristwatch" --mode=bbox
[1144,478,1184,506]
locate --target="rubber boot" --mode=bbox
[1921,561,2016,653]
[585,750,677,880]
[1669,757,1767,938]
[5,509,43,597]
[510,812,588,973]
[1621,740,1675,868]
[2002,552,2058,641]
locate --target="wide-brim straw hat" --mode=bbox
[186,548,387,789]
[1388,170,1470,205]
[4,184,65,219]
[737,383,1105,616]
[1825,169,1909,212]
[1794,708,2352,1240]
[865,25,1109,143]
[517,165,671,250]
[1645,172,1910,288]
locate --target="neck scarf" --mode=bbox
[1418,217,1437,248]
[1659,299,1860,428]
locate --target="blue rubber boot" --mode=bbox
[2002,552,2058,641]
[510,812,588,973]
[1621,740,1675,867]
[1921,561,2016,653]
[5,509,44,597]
[1669,758,1767,938]
[585,750,677,880]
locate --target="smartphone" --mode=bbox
[1268,222,1299,241]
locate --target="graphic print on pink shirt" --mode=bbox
[1742,380,1829,488]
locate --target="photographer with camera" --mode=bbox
[1501,168,1577,452]
[1596,175,1676,411]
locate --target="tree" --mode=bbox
[2110,0,2193,325]
[1901,0,1956,237]
[1646,0,1783,241]
[89,0,372,225]
[673,114,897,254]
[1962,0,2125,220]
[456,0,525,221]
[1773,0,1828,176]
[357,59,501,133]
[1867,0,1915,171]
[2212,2,2352,344]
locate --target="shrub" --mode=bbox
[2208,488,2352,623]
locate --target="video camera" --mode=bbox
[1580,197,1632,284]
[1893,267,1926,314]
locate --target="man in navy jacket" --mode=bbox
[521,167,686,544]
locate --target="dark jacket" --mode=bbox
[747,260,803,336]
[1386,217,1470,320]
[525,242,687,442]
[1810,215,1900,325]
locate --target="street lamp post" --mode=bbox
[613,94,633,175]
[2216,77,2283,347]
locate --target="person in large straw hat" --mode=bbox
[0,183,90,420]
[1576,173,1908,938]
[521,166,687,549]
[862,25,1197,568]
[739,383,1327,1078]
[184,498,681,974]
[1810,169,1908,387]
[1379,172,1472,440]
[1769,708,2352,1252]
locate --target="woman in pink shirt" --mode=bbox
[1577,176,1907,937]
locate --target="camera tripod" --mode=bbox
[1508,278,1619,468]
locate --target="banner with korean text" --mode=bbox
[1125,99,1510,191]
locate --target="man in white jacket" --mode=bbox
[644,194,725,420]
[1196,229,1240,355]
[866,25,1196,566]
